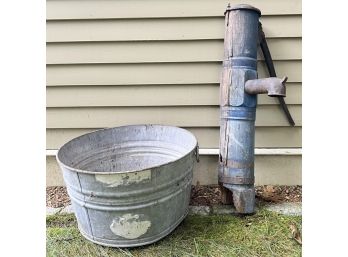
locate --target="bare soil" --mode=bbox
[46,185,301,208]
[190,185,301,206]
[255,185,302,203]
[46,186,71,208]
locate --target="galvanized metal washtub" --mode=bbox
[56,125,198,247]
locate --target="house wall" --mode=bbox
[46,0,302,186]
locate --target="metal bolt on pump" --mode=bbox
[218,4,288,214]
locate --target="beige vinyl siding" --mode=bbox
[46,106,302,128]
[46,38,302,64]
[46,61,301,85]
[46,83,302,107]
[47,127,302,150]
[46,16,301,42]
[46,0,301,19]
[46,0,302,185]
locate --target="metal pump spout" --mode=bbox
[245,76,287,97]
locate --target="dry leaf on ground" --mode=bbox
[290,223,302,245]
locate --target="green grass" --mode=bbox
[47,209,301,257]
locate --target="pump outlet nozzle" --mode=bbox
[245,76,287,97]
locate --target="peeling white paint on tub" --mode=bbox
[110,214,151,239]
[95,170,151,187]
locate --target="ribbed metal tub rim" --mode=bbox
[56,124,199,175]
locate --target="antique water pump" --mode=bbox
[218,4,290,213]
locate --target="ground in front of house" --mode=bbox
[47,207,301,257]
[47,185,302,208]
[47,185,302,257]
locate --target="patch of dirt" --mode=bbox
[46,185,302,208]
[190,185,302,206]
[46,187,71,208]
[190,185,223,206]
[255,185,302,203]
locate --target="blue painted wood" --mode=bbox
[219,4,260,214]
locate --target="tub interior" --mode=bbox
[57,125,197,173]
[68,141,187,173]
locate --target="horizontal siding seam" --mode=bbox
[46,14,302,21]
[46,59,302,65]
[46,37,301,43]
